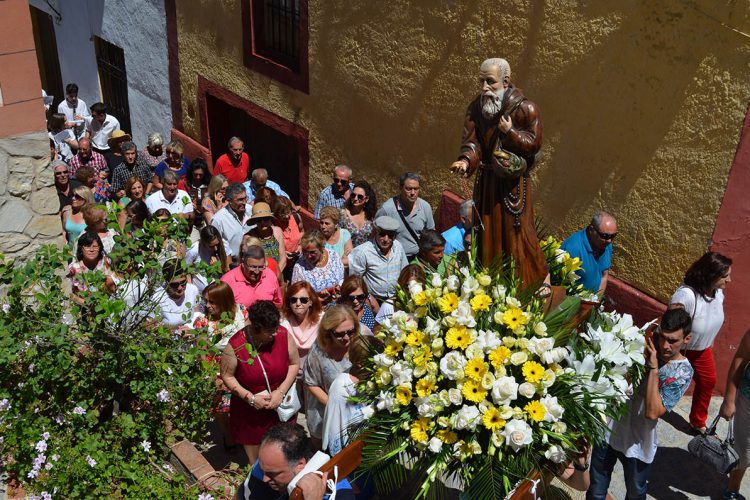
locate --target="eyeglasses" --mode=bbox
[54,171,69,176]
[594,229,617,241]
[347,293,367,302]
[244,265,266,271]
[73,194,84,200]
[289,296,310,304]
[378,232,396,239]
[333,177,349,185]
[352,193,366,201]
[332,327,356,339]
[169,280,187,289]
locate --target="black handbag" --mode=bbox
[687,415,739,474]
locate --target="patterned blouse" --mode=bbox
[291,249,344,293]
[339,209,374,248]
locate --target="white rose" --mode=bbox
[541,369,556,388]
[493,311,505,324]
[448,388,463,406]
[439,351,467,380]
[446,275,460,291]
[501,419,533,451]
[413,364,427,378]
[518,382,536,399]
[417,399,438,418]
[424,317,442,335]
[390,362,413,386]
[408,281,424,297]
[533,321,548,336]
[499,405,514,419]
[505,296,522,308]
[465,343,484,360]
[428,437,443,454]
[502,336,516,348]
[491,284,507,300]
[377,370,393,386]
[453,404,481,430]
[544,444,568,463]
[491,376,519,406]
[431,337,445,355]
[481,372,495,390]
[430,273,443,288]
[541,347,569,365]
[540,395,564,422]
[476,330,502,351]
[515,338,530,351]
[510,351,528,366]
[361,405,375,419]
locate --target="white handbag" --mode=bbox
[256,354,301,422]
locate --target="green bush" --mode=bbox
[0,215,225,498]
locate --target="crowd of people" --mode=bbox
[48,82,749,499]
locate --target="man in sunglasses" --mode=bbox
[561,211,618,295]
[314,164,354,218]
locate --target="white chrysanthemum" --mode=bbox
[502,419,533,451]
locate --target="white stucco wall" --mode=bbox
[29,0,172,148]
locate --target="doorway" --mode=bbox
[205,92,307,205]
[94,37,132,134]
[29,5,63,113]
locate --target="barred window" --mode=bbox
[256,0,300,71]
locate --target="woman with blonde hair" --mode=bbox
[61,185,94,246]
[319,206,352,267]
[202,174,229,224]
[281,281,323,382]
[303,304,357,449]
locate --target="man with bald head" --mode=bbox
[561,211,617,295]
[315,164,353,218]
[243,168,290,202]
[68,137,108,179]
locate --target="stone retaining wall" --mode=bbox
[0,132,62,259]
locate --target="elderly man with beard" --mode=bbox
[451,58,547,286]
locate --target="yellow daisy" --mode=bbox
[438,293,459,314]
[410,417,430,443]
[482,406,507,431]
[461,379,487,403]
[464,357,488,381]
[384,341,402,357]
[502,307,529,330]
[415,378,437,398]
[446,326,471,350]
[405,330,425,347]
[414,291,429,306]
[437,429,458,444]
[470,293,493,312]
[522,361,545,384]
[412,347,433,367]
[395,385,412,406]
[489,346,512,369]
[525,400,546,422]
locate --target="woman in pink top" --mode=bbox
[280,281,322,392]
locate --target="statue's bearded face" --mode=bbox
[479,66,507,121]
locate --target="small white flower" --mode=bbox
[518,382,536,399]
[446,275,460,291]
[501,419,533,451]
[157,389,170,402]
[545,444,568,463]
[1,303,9,313]
[28,363,35,373]
[35,440,48,452]
[51,454,59,462]
[197,494,214,500]
[166,367,173,375]
[72,406,86,415]
[86,455,96,467]
[141,440,151,453]
[42,431,50,440]
[510,351,528,366]
[540,395,565,422]
[0,399,10,411]
[428,437,443,453]
[492,377,519,406]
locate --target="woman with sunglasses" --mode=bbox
[340,180,377,248]
[152,140,189,191]
[303,304,357,450]
[291,230,344,304]
[61,185,94,247]
[202,174,229,225]
[246,202,287,275]
[156,259,201,330]
[281,282,323,398]
[338,275,376,333]
[669,251,733,433]
[319,206,353,267]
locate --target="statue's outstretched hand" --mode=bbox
[450,159,469,177]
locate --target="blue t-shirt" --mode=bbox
[442,224,466,255]
[154,157,189,180]
[560,227,612,293]
[238,460,354,500]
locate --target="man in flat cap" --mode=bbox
[348,216,409,303]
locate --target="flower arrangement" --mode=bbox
[539,236,586,297]
[356,257,646,499]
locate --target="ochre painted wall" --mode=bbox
[175,0,750,301]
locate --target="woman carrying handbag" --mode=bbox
[669,252,732,433]
[719,329,750,499]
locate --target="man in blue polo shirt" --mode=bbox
[561,211,617,295]
[442,200,474,255]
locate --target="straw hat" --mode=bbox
[249,202,273,221]
[107,129,132,150]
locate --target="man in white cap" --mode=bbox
[348,215,409,302]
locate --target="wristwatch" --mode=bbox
[573,460,590,472]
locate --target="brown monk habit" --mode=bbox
[457,84,548,286]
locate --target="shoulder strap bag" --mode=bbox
[392,196,420,245]
[255,352,301,422]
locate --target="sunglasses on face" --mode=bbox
[352,193,366,201]
[289,296,310,304]
[332,327,356,339]
[55,171,69,176]
[347,293,367,302]
[378,232,396,239]
[594,228,617,241]
[169,280,187,289]
[333,177,349,185]
[244,264,266,271]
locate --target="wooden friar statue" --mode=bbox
[451,57,548,287]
